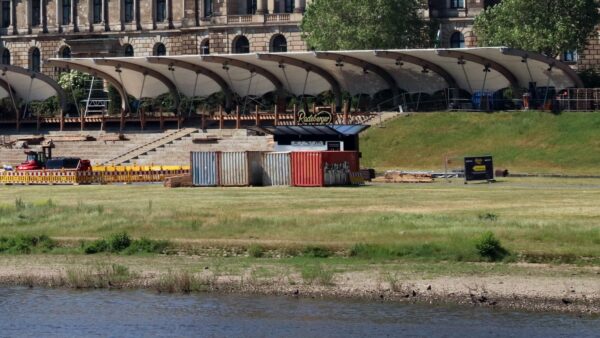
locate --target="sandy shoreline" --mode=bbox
[0,256,598,315]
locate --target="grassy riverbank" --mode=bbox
[1,179,599,313]
[361,111,600,174]
[1,178,599,263]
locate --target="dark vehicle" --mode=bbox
[45,157,92,171]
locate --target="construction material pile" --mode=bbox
[373,171,434,184]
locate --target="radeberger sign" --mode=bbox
[297,109,333,125]
[464,156,494,182]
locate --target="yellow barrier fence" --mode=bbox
[0,166,190,185]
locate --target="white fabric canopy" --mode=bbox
[48,47,582,104]
[0,65,66,105]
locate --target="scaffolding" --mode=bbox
[81,77,110,117]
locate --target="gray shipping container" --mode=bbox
[219,152,263,186]
[191,152,218,186]
[262,152,291,186]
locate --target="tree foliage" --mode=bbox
[474,0,600,58]
[300,0,429,50]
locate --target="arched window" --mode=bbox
[31,48,41,73]
[200,39,210,55]
[124,44,134,57]
[1,48,10,65]
[270,34,287,53]
[450,32,465,48]
[154,43,167,56]
[233,35,250,54]
[61,46,71,59]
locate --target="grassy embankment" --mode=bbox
[1,179,599,264]
[361,111,600,175]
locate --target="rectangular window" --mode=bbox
[1,1,10,28]
[450,0,464,8]
[124,0,134,22]
[93,0,102,24]
[284,0,294,13]
[203,0,212,17]
[32,0,41,26]
[62,0,71,25]
[563,51,578,62]
[246,0,256,14]
[156,0,166,22]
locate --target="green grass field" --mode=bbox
[1,179,599,264]
[361,111,600,174]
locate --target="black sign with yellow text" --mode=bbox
[464,156,494,181]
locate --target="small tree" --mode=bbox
[301,0,430,50]
[474,0,600,58]
[57,70,93,115]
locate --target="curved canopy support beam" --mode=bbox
[0,76,16,97]
[201,55,283,93]
[316,52,400,105]
[147,57,233,109]
[374,51,458,89]
[257,53,342,108]
[94,58,180,110]
[1,64,68,112]
[501,48,584,88]
[46,59,129,112]
[437,50,519,88]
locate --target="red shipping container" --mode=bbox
[291,151,360,187]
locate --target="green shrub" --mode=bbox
[247,244,265,258]
[84,239,109,254]
[302,246,332,258]
[0,235,56,254]
[108,232,132,252]
[475,231,509,261]
[124,238,170,255]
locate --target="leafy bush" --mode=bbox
[475,231,509,261]
[247,244,265,258]
[124,238,170,255]
[108,232,132,252]
[0,235,56,254]
[84,234,170,255]
[83,239,109,254]
[302,246,332,258]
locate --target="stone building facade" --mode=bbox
[0,0,597,80]
[0,0,312,76]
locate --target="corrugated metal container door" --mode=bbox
[247,151,264,186]
[322,151,360,172]
[291,152,324,187]
[220,152,249,186]
[262,152,291,186]
[191,152,218,186]
[322,151,360,186]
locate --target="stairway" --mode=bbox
[102,128,200,165]
[129,129,275,165]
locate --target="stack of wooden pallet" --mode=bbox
[373,171,434,184]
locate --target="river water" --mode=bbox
[0,287,598,337]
